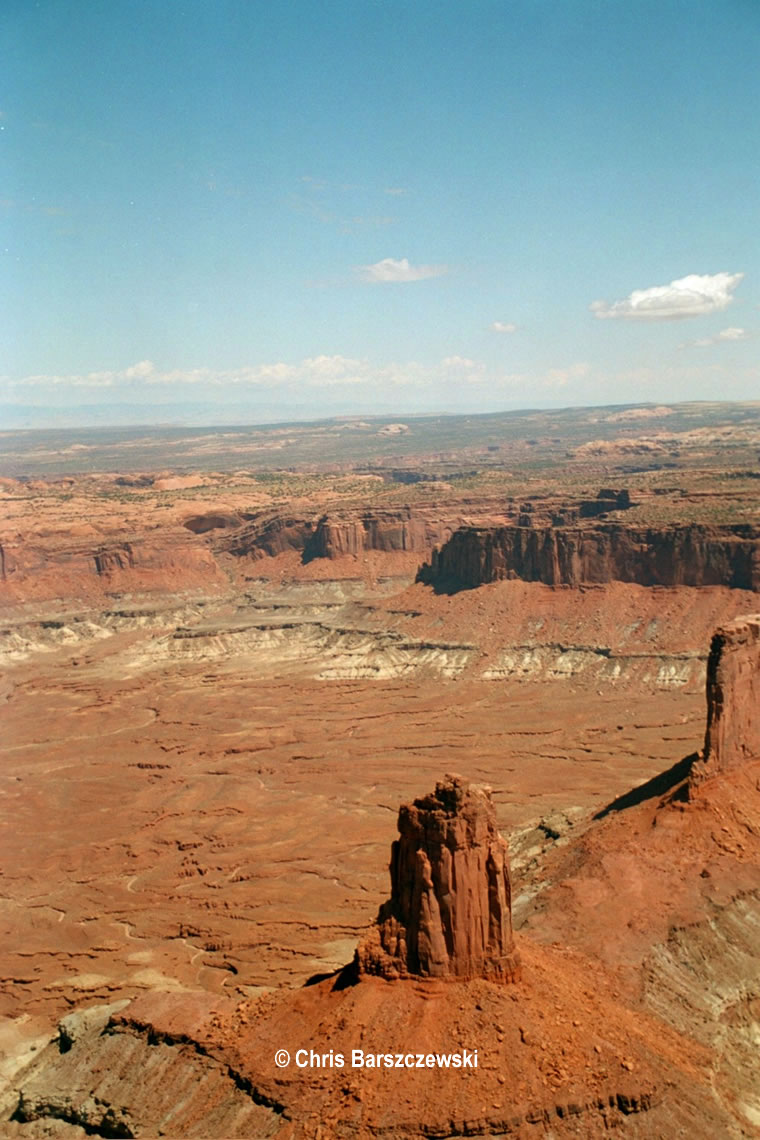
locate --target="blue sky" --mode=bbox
[2,0,759,425]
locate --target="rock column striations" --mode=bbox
[690,613,760,790]
[417,523,760,592]
[358,775,521,982]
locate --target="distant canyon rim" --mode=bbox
[1,402,759,1137]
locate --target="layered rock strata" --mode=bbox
[358,774,521,981]
[218,506,466,562]
[418,522,760,592]
[690,613,760,789]
[0,534,226,603]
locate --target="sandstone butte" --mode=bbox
[5,614,760,1138]
[357,774,521,983]
[417,520,760,592]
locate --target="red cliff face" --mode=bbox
[219,507,465,563]
[690,614,760,789]
[418,523,760,592]
[357,774,521,982]
[0,534,226,603]
[220,513,318,559]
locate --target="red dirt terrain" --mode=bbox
[3,627,758,1136]
[1,421,759,1137]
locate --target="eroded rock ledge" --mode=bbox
[357,774,521,982]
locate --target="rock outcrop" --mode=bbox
[182,512,243,534]
[219,512,317,559]
[218,506,465,563]
[690,613,760,789]
[578,488,632,519]
[304,510,438,560]
[418,522,760,592]
[358,774,521,982]
[0,534,226,603]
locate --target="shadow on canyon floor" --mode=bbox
[593,752,696,820]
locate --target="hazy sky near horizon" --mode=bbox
[2,0,759,425]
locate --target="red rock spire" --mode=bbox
[690,613,760,791]
[358,774,521,982]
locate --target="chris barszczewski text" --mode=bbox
[275,1049,478,1069]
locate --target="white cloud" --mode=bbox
[358,257,448,283]
[8,354,494,394]
[543,361,590,388]
[4,355,595,399]
[441,355,478,369]
[591,272,744,321]
[247,361,298,382]
[683,326,748,349]
[490,321,517,334]
[9,357,386,391]
[300,355,365,385]
[124,359,155,379]
[440,356,486,382]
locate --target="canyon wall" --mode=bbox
[1,506,489,604]
[0,534,226,604]
[218,506,488,563]
[6,491,757,607]
[418,523,760,592]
